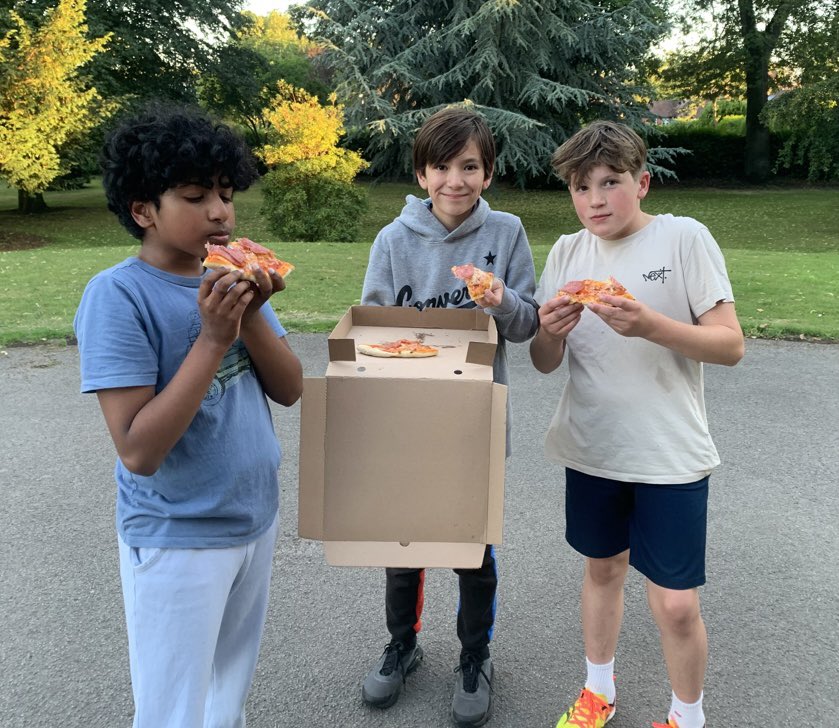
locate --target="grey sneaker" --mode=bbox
[361,640,424,708]
[451,653,493,726]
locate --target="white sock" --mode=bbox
[584,656,615,704]
[669,690,705,728]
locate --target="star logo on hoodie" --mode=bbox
[484,251,496,266]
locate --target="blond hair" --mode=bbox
[551,120,646,185]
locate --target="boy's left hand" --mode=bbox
[588,295,655,338]
[241,264,286,323]
[474,277,504,308]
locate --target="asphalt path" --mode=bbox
[1,335,837,727]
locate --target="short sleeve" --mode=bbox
[683,227,735,318]
[74,274,160,393]
[534,239,563,306]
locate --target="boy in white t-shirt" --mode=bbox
[530,121,744,728]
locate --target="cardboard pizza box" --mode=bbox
[298,305,507,568]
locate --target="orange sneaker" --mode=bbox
[555,688,615,727]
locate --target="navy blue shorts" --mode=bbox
[564,468,709,590]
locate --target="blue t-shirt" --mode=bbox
[74,257,285,548]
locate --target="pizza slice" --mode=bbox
[204,237,295,281]
[451,263,494,301]
[557,276,635,306]
[357,339,439,358]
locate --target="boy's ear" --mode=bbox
[637,170,651,200]
[415,168,429,190]
[130,201,156,230]
[482,168,494,190]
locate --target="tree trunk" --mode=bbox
[743,41,771,181]
[738,0,796,182]
[18,190,48,213]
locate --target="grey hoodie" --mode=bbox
[361,195,539,450]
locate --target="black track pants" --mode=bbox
[384,544,497,658]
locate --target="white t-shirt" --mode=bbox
[534,214,734,484]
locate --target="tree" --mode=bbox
[291,0,670,183]
[200,11,330,149]
[762,75,839,180]
[0,0,112,212]
[1,0,249,104]
[259,82,368,241]
[657,0,838,180]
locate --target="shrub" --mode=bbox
[261,169,367,242]
[650,121,803,181]
[762,78,839,181]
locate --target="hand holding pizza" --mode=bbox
[198,268,256,348]
[587,295,656,338]
[239,263,286,327]
[537,294,583,343]
[474,276,504,308]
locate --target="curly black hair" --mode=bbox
[101,102,260,240]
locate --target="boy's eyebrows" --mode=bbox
[433,156,482,166]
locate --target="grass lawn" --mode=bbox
[0,178,837,346]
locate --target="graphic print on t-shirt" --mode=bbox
[395,249,497,310]
[205,341,252,406]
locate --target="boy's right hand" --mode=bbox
[198,269,255,348]
[538,295,583,342]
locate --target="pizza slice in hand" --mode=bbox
[204,237,295,281]
[557,276,635,306]
[451,263,494,301]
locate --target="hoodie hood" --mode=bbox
[396,195,491,242]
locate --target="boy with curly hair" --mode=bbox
[74,103,303,727]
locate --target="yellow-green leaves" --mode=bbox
[259,81,367,183]
[0,0,113,196]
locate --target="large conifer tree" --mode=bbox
[292,0,669,181]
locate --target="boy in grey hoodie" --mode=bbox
[360,107,539,727]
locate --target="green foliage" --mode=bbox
[200,11,330,149]
[762,77,839,182]
[651,122,797,180]
[695,99,747,126]
[293,0,670,183]
[656,0,839,181]
[4,0,250,103]
[261,170,367,242]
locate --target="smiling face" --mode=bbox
[130,175,235,275]
[416,139,493,232]
[569,164,653,241]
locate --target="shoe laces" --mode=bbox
[379,641,407,678]
[454,653,492,694]
[563,688,612,727]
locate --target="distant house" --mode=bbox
[648,99,690,124]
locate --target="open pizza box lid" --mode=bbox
[299,306,506,568]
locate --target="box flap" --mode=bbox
[486,383,507,544]
[298,377,326,539]
[327,305,496,366]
